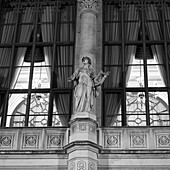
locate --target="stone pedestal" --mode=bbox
[69,112,97,143]
[67,112,99,170]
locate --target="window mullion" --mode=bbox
[48,7,58,126]
[1,9,20,127]
[162,3,170,121]
[25,8,39,127]
[142,5,150,126]
[122,6,126,126]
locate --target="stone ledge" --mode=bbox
[64,140,102,150]
[0,149,67,155]
[100,149,170,155]
[71,111,97,121]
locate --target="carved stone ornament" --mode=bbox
[77,161,86,170]
[69,162,75,170]
[89,162,96,170]
[130,133,147,148]
[22,134,39,149]
[78,0,101,14]
[156,133,170,148]
[0,135,13,149]
[47,135,62,148]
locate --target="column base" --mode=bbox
[69,111,98,144]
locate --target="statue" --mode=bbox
[68,56,109,113]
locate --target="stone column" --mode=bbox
[78,0,101,66]
[67,1,101,170]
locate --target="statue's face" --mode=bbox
[83,59,89,64]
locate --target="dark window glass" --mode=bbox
[0,0,76,127]
[103,0,170,127]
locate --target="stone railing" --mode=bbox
[0,128,68,151]
[1,127,170,151]
[99,127,170,150]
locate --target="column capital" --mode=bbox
[78,0,101,16]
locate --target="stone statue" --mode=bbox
[68,56,109,112]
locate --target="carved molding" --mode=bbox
[89,162,96,170]
[47,134,63,148]
[78,160,86,170]
[78,0,101,15]
[104,132,121,148]
[155,133,170,148]
[69,162,75,170]
[22,134,39,149]
[1,0,76,13]
[68,160,96,170]
[0,129,66,151]
[1,128,170,151]
[70,121,96,134]
[89,124,95,134]
[79,123,87,131]
[0,134,14,149]
[129,132,147,148]
[71,124,78,134]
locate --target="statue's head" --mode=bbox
[82,56,91,65]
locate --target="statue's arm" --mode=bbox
[67,69,79,82]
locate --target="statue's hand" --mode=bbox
[100,70,110,77]
[67,77,72,82]
[105,71,110,76]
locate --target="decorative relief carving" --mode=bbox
[130,133,147,148]
[77,161,86,170]
[70,122,96,135]
[22,134,39,149]
[78,0,100,9]
[47,134,63,148]
[156,133,170,148]
[78,0,101,14]
[107,136,118,146]
[1,0,77,14]
[89,124,95,133]
[79,123,87,131]
[69,162,75,170]
[104,133,121,148]
[89,162,95,170]
[158,136,170,145]
[71,124,77,134]
[0,135,14,149]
